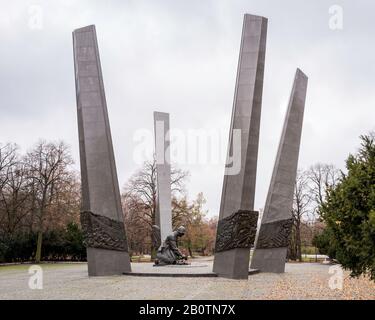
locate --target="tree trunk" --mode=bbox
[151,205,157,259]
[151,247,157,260]
[287,225,297,260]
[186,238,194,258]
[188,245,193,258]
[35,197,46,264]
[35,230,43,263]
[296,220,302,262]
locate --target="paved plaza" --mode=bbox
[0,258,374,300]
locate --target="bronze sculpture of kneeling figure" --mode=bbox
[154,226,188,266]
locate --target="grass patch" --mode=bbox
[130,256,152,263]
[301,246,319,255]
[0,262,87,272]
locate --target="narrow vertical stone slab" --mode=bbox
[251,69,308,273]
[154,111,173,242]
[73,25,131,276]
[213,14,267,279]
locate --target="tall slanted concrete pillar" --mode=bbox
[73,25,131,276]
[154,112,173,242]
[213,14,267,279]
[251,69,308,273]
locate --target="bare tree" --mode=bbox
[124,160,158,229]
[122,158,188,256]
[289,170,311,261]
[0,144,25,237]
[0,143,18,191]
[24,141,74,263]
[307,163,339,219]
[288,163,340,261]
[0,160,30,237]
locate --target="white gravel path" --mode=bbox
[0,259,373,300]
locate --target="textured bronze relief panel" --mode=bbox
[215,210,259,253]
[256,218,293,249]
[80,211,128,252]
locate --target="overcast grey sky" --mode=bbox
[0,0,374,217]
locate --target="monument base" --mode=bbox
[250,247,287,273]
[87,248,131,276]
[122,261,259,278]
[213,248,251,279]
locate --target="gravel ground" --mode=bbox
[0,258,374,300]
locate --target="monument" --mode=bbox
[251,68,308,273]
[73,25,131,276]
[154,112,173,243]
[154,226,188,266]
[213,14,268,279]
